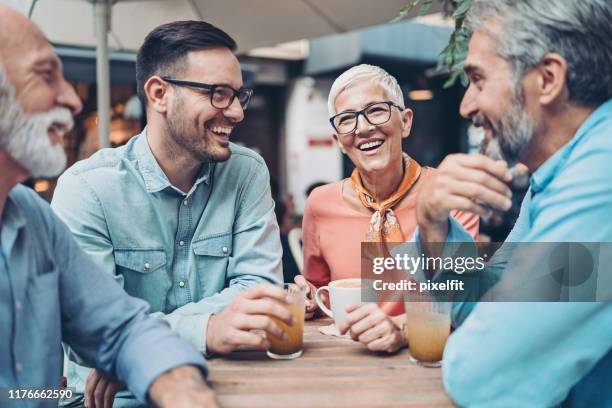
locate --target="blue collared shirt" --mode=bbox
[435,99,612,407]
[0,185,206,407]
[51,130,282,397]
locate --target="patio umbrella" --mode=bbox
[13,0,444,147]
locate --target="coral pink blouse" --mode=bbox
[302,168,480,288]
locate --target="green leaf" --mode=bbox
[443,70,462,88]
[417,0,434,16]
[452,0,472,18]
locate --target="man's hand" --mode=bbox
[206,284,293,354]
[84,369,124,408]
[416,153,513,243]
[148,365,218,408]
[294,275,318,319]
[338,303,406,354]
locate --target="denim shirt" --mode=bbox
[428,99,612,407]
[51,130,282,397]
[0,185,206,407]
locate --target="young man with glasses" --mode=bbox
[51,20,291,407]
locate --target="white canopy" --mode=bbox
[4,0,443,147]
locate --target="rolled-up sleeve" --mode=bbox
[47,204,206,402]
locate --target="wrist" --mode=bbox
[149,365,208,407]
[418,217,449,243]
[205,314,218,354]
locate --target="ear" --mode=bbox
[332,133,346,154]
[535,53,568,106]
[400,107,413,139]
[144,76,171,114]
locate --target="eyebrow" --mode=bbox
[463,64,481,75]
[337,100,388,114]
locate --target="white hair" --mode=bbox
[327,64,404,117]
[0,61,72,177]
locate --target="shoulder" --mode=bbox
[64,139,136,178]
[9,184,48,213]
[307,180,342,204]
[305,181,342,213]
[223,143,267,169]
[8,185,57,231]
[59,137,138,196]
[213,143,269,186]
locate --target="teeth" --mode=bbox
[359,140,383,151]
[210,126,232,136]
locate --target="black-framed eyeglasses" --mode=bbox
[161,77,253,110]
[329,101,403,134]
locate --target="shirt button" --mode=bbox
[144,262,150,270]
[183,200,188,206]
[178,281,185,288]
[179,240,185,246]
[222,246,229,254]
[15,301,22,311]
[15,362,22,372]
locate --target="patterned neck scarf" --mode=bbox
[352,154,421,316]
[351,154,421,243]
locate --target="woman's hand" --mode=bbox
[339,303,406,353]
[294,275,318,319]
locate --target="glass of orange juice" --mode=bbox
[404,299,452,367]
[267,283,306,360]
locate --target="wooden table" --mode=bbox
[207,318,455,407]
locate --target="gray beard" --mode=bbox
[478,87,534,167]
[0,63,72,178]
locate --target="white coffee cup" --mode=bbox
[315,278,363,329]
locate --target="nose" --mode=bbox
[354,112,373,136]
[224,96,244,123]
[57,78,82,115]
[459,85,477,119]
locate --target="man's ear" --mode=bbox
[536,53,568,106]
[401,107,414,139]
[144,76,170,113]
[332,133,346,154]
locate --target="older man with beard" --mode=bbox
[0,4,219,408]
[51,19,292,408]
[413,0,612,406]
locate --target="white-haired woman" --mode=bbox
[295,64,479,353]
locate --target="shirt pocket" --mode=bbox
[192,233,232,295]
[114,249,170,312]
[27,268,61,348]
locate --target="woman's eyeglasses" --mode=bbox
[329,101,403,134]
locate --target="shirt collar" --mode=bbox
[134,128,211,194]
[1,188,27,255]
[530,99,612,195]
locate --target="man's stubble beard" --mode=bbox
[166,93,231,164]
[0,63,72,178]
[478,84,535,167]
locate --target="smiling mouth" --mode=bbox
[358,139,384,152]
[47,123,67,144]
[206,125,233,142]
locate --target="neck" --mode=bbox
[0,149,29,221]
[146,121,202,194]
[359,156,404,202]
[522,103,596,172]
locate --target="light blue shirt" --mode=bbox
[0,185,206,407]
[433,99,612,407]
[51,130,282,401]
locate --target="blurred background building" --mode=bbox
[8,0,498,234]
